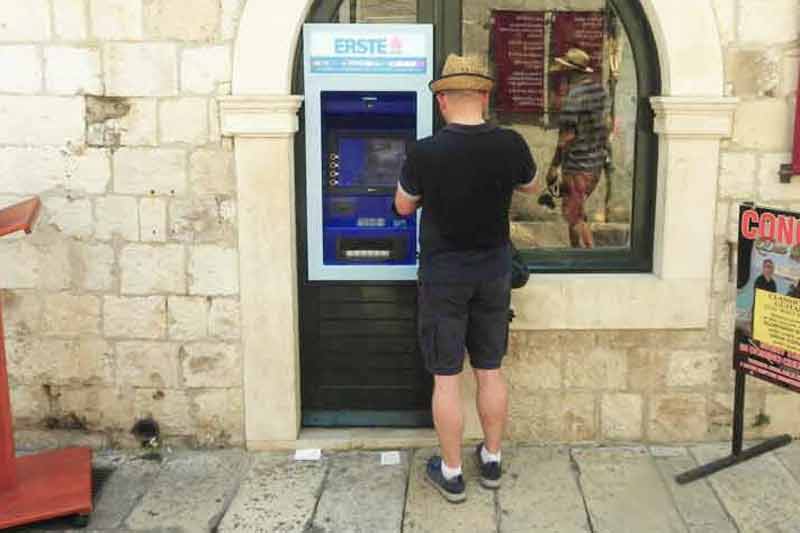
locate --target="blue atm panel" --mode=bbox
[303,23,433,281]
[321,91,417,267]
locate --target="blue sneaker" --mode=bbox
[476,443,502,489]
[425,456,466,504]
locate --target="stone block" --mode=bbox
[181,342,241,388]
[0,241,41,289]
[732,99,792,151]
[70,147,111,193]
[7,336,112,386]
[739,0,798,43]
[208,298,240,339]
[104,296,166,339]
[666,350,718,387]
[89,0,143,40]
[120,243,185,295]
[44,46,103,95]
[188,246,239,295]
[54,386,135,431]
[506,345,561,390]
[9,384,49,426]
[0,96,85,145]
[190,388,244,446]
[116,341,181,388]
[73,242,115,291]
[119,98,158,146]
[0,0,50,41]
[126,451,249,530]
[104,43,178,97]
[0,46,41,93]
[181,46,232,94]
[648,393,709,442]
[42,196,93,239]
[508,391,596,442]
[219,454,324,532]
[564,347,627,390]
[1,291,43,338]
[95,195,139,240]
[758,152,800,201]
[132,388,192,435]
[42,293,101,336]
[0,148,65,195]
[725,48,780,97]
[718,151,756,199]
[36,239,73,291]
[601,393,643,440]
[139,197,166,242]
[169,196,236,244]
[144,0,219,41]
[53,0,88,40]
[312,452,408,533]
[168,296,208,340]
[114,147,187,195]
[190,149,235,194]
[764,393,800,436]
[159,98,209,144]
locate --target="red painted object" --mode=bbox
[0,197,93,529]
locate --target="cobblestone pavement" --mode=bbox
[7,442,800,533]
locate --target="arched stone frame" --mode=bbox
[219,0,738,448]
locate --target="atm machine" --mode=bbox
[300,24,434,426]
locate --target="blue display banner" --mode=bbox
[310,57,428,74]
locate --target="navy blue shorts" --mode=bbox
[418,275,511,376]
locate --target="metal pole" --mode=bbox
[732,369,746,456]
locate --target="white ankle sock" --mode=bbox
[481,445,501,464]
[441,460,462,480]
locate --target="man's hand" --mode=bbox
[546,165,561,186]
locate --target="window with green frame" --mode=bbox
[301,0,661,273]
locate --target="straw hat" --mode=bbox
[550,48,594,73]
[429,54,495,93]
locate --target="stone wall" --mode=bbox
[504,0,800,443]
[1,0,245,447]
[2,0,800,448]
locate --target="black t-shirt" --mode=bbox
[754,275,777,294]
[399,123,536,282]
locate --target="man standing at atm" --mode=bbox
[394,54,538,503]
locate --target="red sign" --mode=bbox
[491,11,546,113]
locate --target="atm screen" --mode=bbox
[335,135,408,189]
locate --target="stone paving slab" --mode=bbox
[84,455,162,530]
[572,446,688,533]
[403,448,497,533]
[498,446,590,533]
[774,441,800,482]
[310,451,409,533]
[124,450,249,532]
[217,453,327,533]
[650,447,737,533]
[691,443,800,533]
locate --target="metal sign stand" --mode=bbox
[676,369,792,485]
[0,197,93,529]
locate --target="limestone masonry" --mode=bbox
[1,0,800,447]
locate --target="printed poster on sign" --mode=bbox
[734,204,800,393]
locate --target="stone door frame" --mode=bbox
[219,0,737,449]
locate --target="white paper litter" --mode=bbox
[294,448,322,461]
[380,451,401,465]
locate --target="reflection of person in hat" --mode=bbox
[393,54,539,503]
[545,47,608,248]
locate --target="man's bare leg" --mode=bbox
[474,368,508,454]
[568,223,582,247]
[432,374,463,468]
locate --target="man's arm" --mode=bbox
[394,183,420,216]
